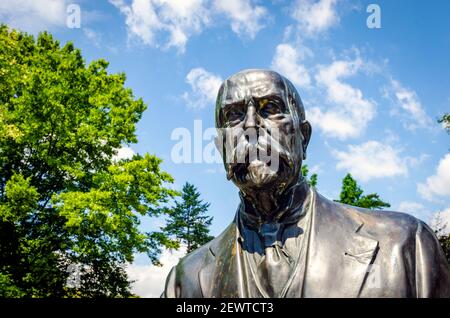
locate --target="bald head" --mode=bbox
[215,69,306,129]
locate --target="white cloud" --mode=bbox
[0,0,68,33]
[404,153,429,168]
[307,108,358,140]
[309,58,376,139]
[292,0,339,36]
[385,79,432,130]
[397,201,425,213]
[113,146,135,161]
[441,118,450,131]
[83,28,102,47]
[182,67,222,109]
[110,0,267,52]
[396,201,432,222]
[109,0,210,52]
[127,246,186,297]
[213,0,267,39]
[271,43,311,88]
[333,140,408,182]
[418,154,450,201]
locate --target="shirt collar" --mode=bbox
[238,178,311,235]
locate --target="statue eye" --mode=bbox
[259,99,281,117]
[224,105,245,123]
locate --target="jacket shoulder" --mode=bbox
[176,221,235,272]
[163,222,235,297]
[354,206,421,236]
[316,193,450,297]
[317,193,421,240]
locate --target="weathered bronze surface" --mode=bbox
[162,69,450,298]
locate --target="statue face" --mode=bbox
[215,69,311,193]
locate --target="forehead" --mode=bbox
[221,71,286,104]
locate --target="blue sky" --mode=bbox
[1,0,450,296]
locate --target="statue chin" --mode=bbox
[244,160,279,189]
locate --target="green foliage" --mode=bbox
[301,165,318,187]
[162,183,213,254]
[336,174,390,210]
[0,174,38,222]
[0,25,177,297]
[438,235,450,265]
[0,273,25,297]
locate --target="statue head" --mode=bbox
[215,69,312,195]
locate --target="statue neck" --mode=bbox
[238,178,310,229]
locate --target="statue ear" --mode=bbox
[300,120,312,160]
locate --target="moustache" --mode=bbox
[225,131,293,180]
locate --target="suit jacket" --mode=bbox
[162,190,450,298]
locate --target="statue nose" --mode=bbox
[244,101,257,129]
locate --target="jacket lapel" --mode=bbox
[342,225,379,297]
[198,222,245,298]
[302,192,379,297]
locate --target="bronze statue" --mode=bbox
[162,69,450,298]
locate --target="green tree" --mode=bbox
[0,26,178,297]
[336,173,390,210]
[301,164,318,187]
[162,183,213,254]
